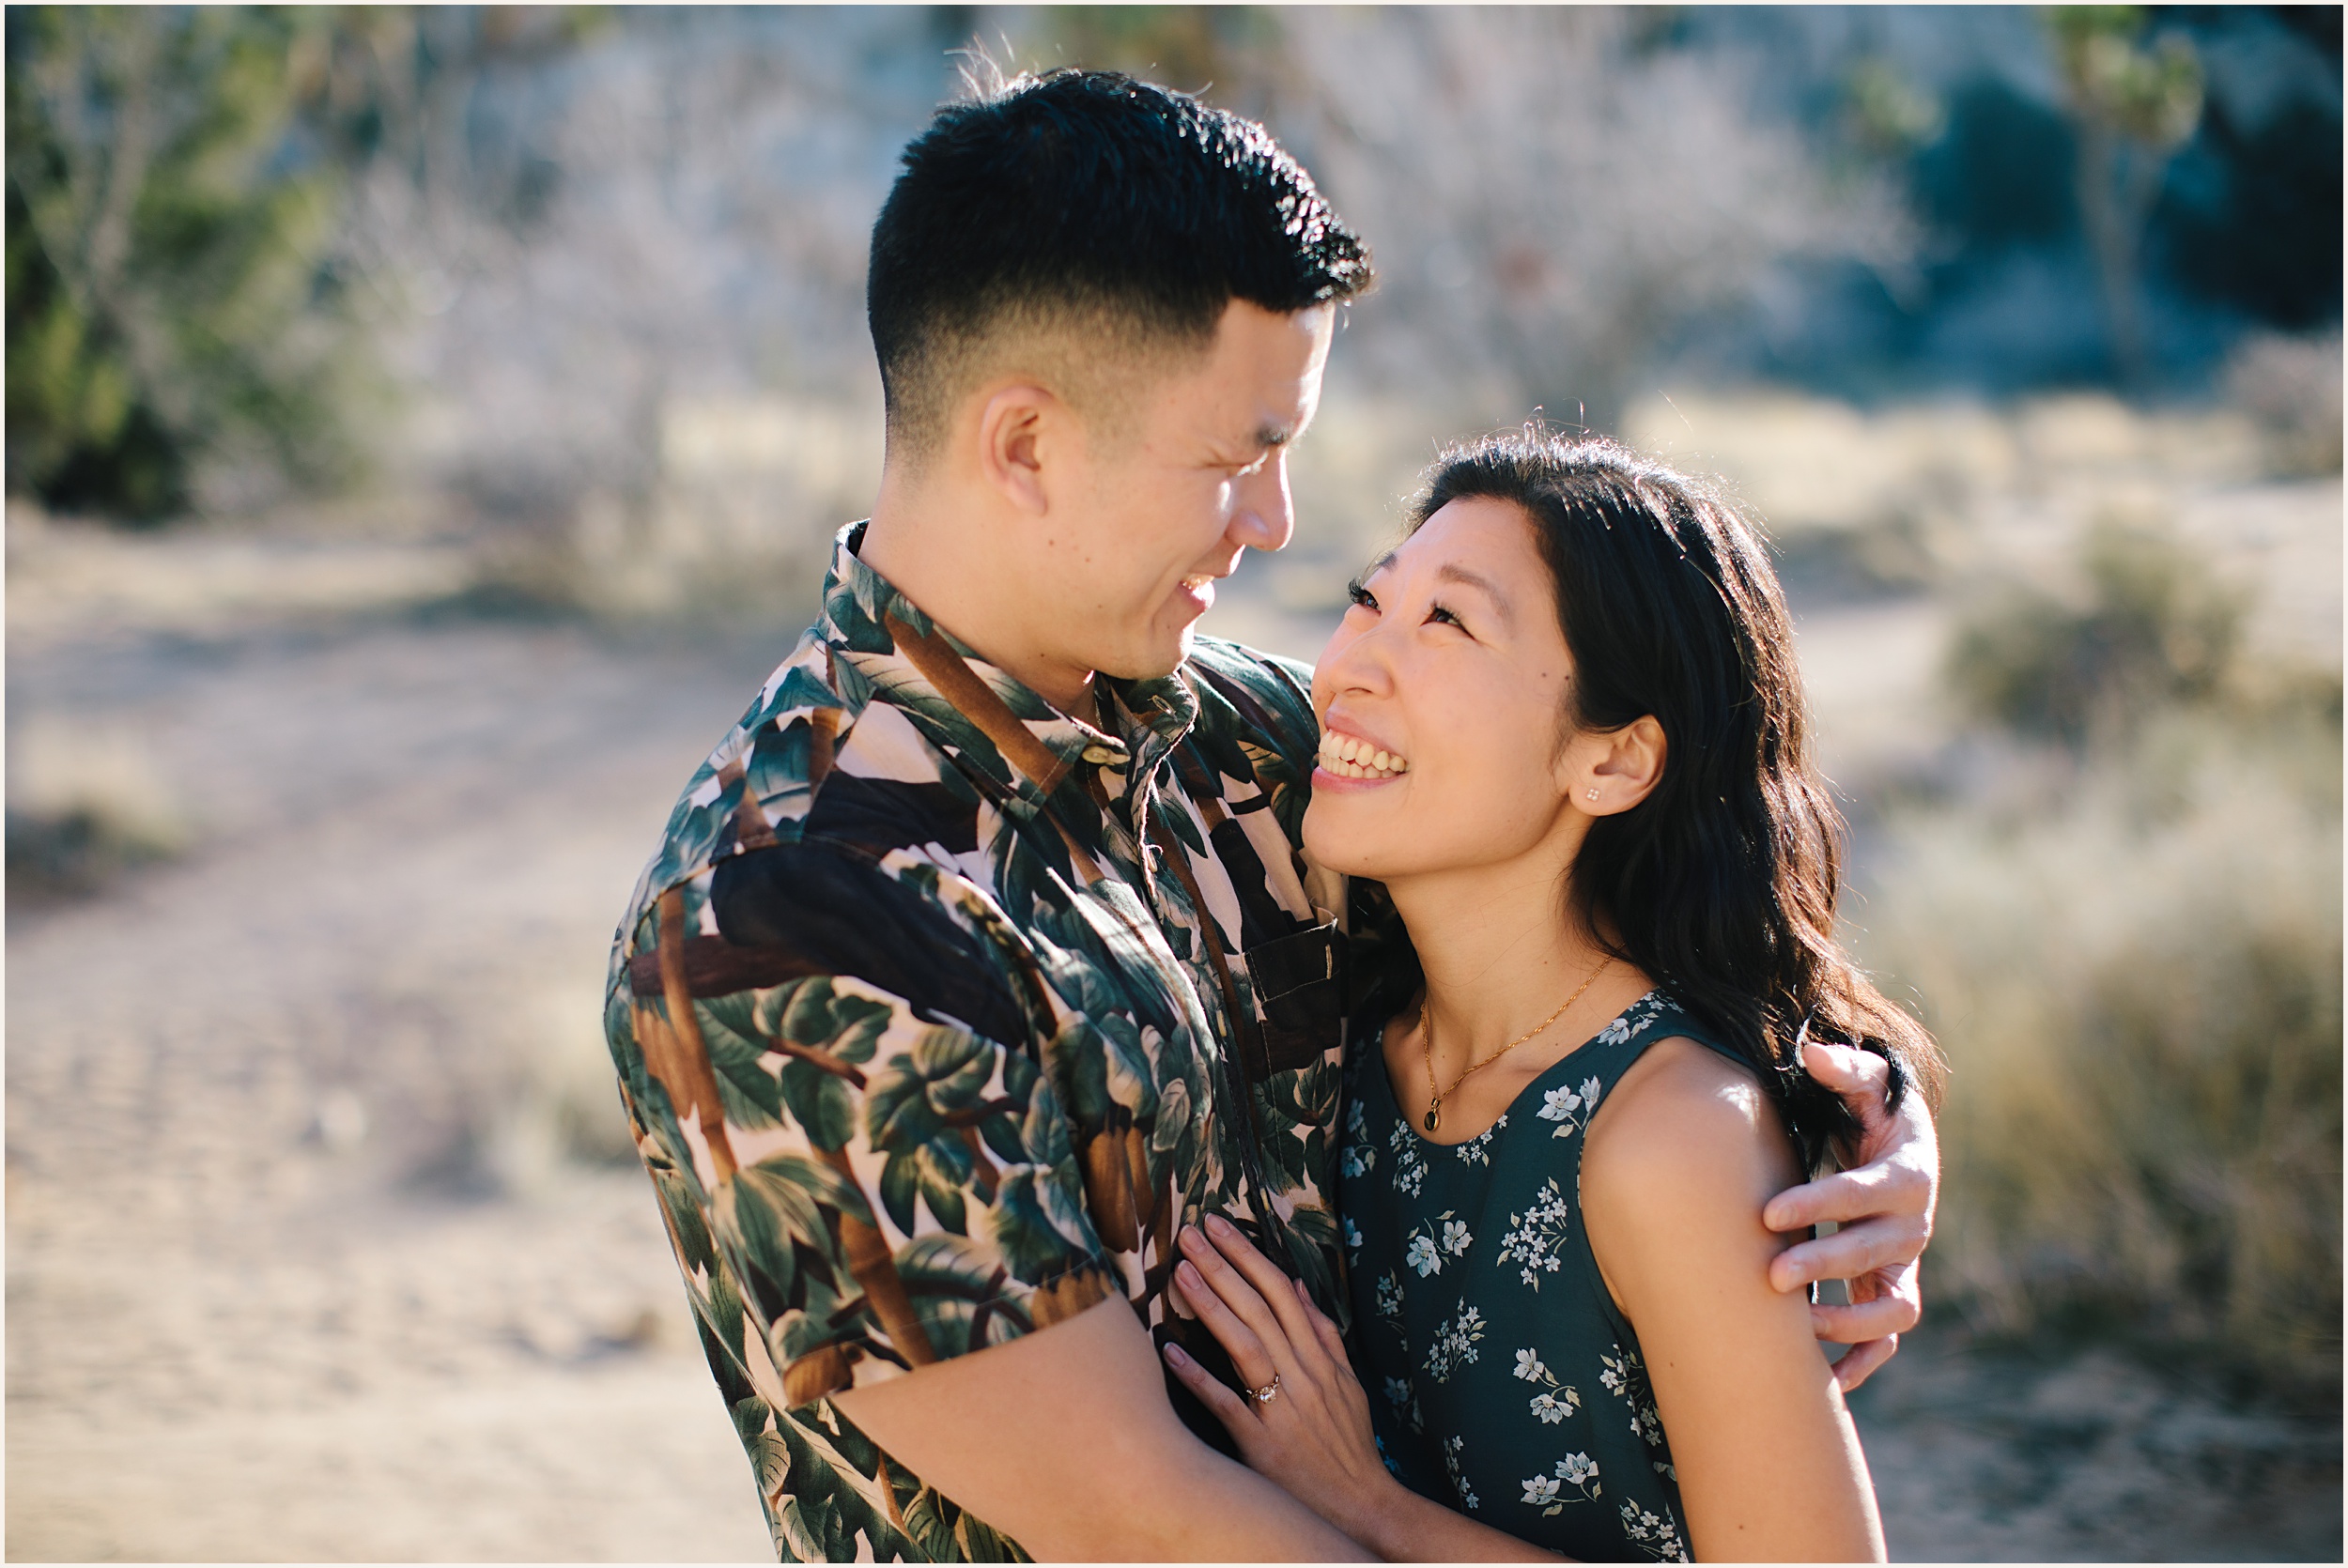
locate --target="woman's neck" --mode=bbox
[1384,856,1616,1060]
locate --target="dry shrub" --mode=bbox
[5,717,191,900]
[1864,727,2340,1380]
[2224,330,2344,478]
[1861,528,2342,1388]
[1948,522,2248,746]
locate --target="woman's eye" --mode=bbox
[1346,580,1379,612]
[1427,602,1464,629]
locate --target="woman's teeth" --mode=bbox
[1317,728,1409,780]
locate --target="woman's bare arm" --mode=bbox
[1583,1038,1887,1562]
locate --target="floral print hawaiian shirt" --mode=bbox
[605,523,1380,1560]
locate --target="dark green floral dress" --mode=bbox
[1340,991,1749,1563]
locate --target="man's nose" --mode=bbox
[1226,453,1295,554]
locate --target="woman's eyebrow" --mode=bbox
[1436,561,1513,622]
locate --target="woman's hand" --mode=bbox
[1161,1217,1400,1541]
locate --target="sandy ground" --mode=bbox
[7,494,2340,1561]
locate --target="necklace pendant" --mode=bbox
[1423,1101,1441,1133]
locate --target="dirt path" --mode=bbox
[7,522,2338,1560]
[7,551,787,1559]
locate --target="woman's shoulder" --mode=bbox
[1581,1014,1799,1212]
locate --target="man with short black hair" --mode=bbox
[605,68,1935,1561]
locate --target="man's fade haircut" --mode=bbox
[867,68,1373,462]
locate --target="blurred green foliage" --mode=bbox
[2045,7,2206,388]
[2047,6,2206,149]
[6,7,364,521]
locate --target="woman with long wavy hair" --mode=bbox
[1162,431,1942,1561]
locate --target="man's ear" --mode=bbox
[1573,715,1667,816]
[975,382,1070,517]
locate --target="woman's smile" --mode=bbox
[1314,724,1411,782]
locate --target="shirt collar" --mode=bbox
[816,522,1197,809]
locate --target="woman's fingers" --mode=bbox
[1178,1224,1305,1372]
[1173,1254,1282,1391]
[1199,1215,1321,1349]
[1296,1277,1347,1353]
[1160,1340,1260,1443]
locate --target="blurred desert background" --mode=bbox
[6,7,2340,1561]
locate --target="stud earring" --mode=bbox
[1584,786,1600,802]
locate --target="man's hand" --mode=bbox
[1763,1040,1939,1391]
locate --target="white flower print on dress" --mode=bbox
[1601,1345,1668,1449]
[1423,1301,1487,1382]
[1454,1113,1507,1165]
[1373,1270,1404,1324]
[1513,1345,1583,1423]
[1387,1119,1429,1197]
[1523,1453,1601,1517]
[1496,1177,1575,1288]
[1443,1434,1480,1510]
[1618,1500,1690,1561]
[1403,1210,1471,1277]
[1595,991,1666,1049]
[1534,1079,1603,1140]
[1342,1216,1363,1253]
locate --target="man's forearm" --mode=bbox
[834,1297,1369,1561]
[1357,1480,1563,1563]
[1097,1437,1374,1561]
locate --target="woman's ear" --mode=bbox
[1577,715,1666,816]
[974,382,1067,517]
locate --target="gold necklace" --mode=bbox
[1418,959,1611,1134]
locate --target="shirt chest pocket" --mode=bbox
[1234,920,1350,1079]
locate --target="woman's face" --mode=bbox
[1304,496,1585,884]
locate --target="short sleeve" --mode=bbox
[605,847,1118,1413]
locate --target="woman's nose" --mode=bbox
[1319,607,1397,696]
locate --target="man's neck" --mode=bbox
[858,488,1097,716]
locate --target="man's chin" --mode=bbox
[1094,623,1197,684]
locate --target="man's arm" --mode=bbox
[1763,1041,1940,1389]
[611,843,1366,1558]
[836,1296,1370,1561]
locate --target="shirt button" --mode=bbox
[1081,746,1121,766]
